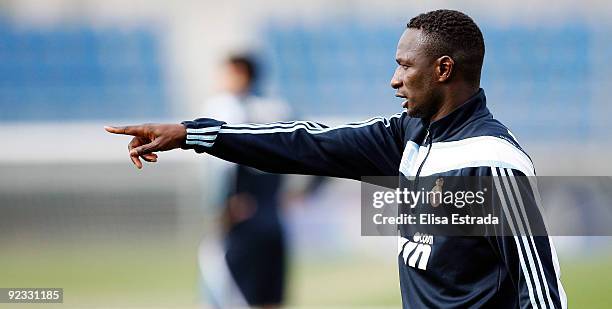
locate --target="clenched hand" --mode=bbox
[105,124,187,169]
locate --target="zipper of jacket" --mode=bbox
[413,127,433,190]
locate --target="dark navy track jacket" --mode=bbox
[182,89,566,308]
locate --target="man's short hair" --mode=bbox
[228,55,258,84]
[408,9,485,86]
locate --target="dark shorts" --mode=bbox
[225,223,287,306]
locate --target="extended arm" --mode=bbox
[105,112,407,180]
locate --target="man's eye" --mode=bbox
[401,65,410,69]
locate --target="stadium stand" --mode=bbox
[0,19,167,121]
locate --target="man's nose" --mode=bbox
[390,68,402,89]
[390,77,402,89]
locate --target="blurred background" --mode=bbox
[1,0,611,308]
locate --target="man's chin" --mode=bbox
[406,108,423,118]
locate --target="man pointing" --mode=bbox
[107,9,566,308]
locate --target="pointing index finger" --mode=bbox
[104,125,143,136]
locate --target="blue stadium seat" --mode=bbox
[0,19,167,121]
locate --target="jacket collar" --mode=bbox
[421,88,491,142]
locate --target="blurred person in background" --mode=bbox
[197,55,315,309]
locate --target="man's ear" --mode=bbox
[435,55,454,82]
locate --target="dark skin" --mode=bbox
[391,28,479,122]
[104,124,186,169]
[106,28,480,168]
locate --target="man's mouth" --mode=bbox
[395,94,409,108]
